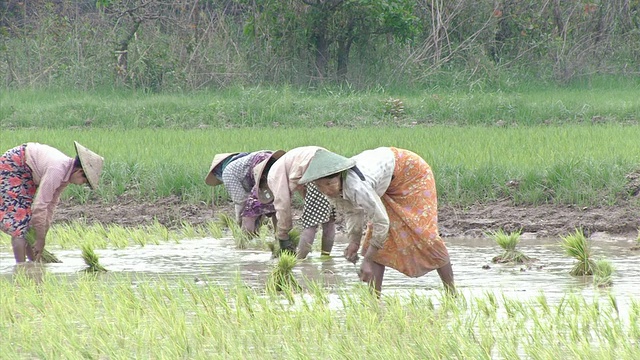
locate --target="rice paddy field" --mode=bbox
[2,83,640,358]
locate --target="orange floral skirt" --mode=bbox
[362,148,450,277]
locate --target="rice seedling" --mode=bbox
[179,221,208,239]
[3,272,640,359]
[288,227,301,248]
[266,252,301,293]
[268,228,301,257]
[205,220,223,239]
[217,213,237,229]
[230,223,252,250]
[488,229,531,264]
[25,228,61,263]
[561,228,596,276]
[593,259,614,288]
[81,244,108,272]
[216,213,253,248]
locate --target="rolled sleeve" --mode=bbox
[345,177,390,249]
[267,161,293,239]
[31,170,67,236]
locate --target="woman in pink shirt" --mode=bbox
[253,146,336,259]
[0,142,104,263]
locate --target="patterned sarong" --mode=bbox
[361,147,450,277]
[0,145,37,238]
[241,152,276,218]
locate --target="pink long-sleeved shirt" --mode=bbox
[25,143,75,236]
[267,146,325,239]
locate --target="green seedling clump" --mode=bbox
[25,228,61,263]
[268,228,301,257]
[594,259,614,288]
[561,228,596,276]
[489,229,531,264]
[266,252,301,293]
[81,245,107,272]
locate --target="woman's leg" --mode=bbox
[11,236,28,263]
[296,226,318,259]
[370,261,386,296]
[241,216,257,233]
[320,219,335,255]
[436,262,456,295]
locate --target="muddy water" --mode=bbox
[2,234,640,311]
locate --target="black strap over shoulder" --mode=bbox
[350,166,365,181]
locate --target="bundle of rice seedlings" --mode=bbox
[269,228,301,257]
[81,244,107,272]
[217,213,237,229]
[266,252,301,293]
[561,228,596,276]
[488,229,531,264]
[231,223,252,249]
[593,259,614,288]
[25,228,61,263]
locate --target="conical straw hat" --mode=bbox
[299,149,355,184]
[204,153,239,186]
[73,141,104,190]
[252,150,286,203]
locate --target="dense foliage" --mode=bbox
[1,0,639,90]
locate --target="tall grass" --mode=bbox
[1,124,638,207]
[1,274,639,358]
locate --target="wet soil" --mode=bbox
[54,195,640,239]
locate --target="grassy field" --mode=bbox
[2,81,640,128]
[2,272,639,359]
[2,83,640,207]
[2,84,640,359]
[1,125,638,207]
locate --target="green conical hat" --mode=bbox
[299,149,355,184]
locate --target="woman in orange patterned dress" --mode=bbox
[299,147,455,295]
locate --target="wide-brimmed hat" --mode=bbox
[205,153,239,186]
[298,149,355,184]
[252,150,286,203]
[73,141,104,190]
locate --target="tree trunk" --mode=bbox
[115,19,141,84]
[310,9,330,80]
[552,0,564,36]
[336,17,355,81]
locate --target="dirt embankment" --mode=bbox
[55,195,640,240]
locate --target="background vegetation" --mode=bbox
[1,0,640,91]
[1,1,640,209]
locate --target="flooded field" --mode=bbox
[2,233,639,307]
[4,233,640,358]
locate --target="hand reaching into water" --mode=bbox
[343,241,360,263]
[32,238,45,262]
